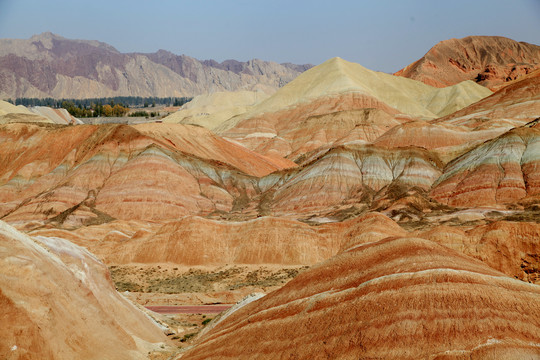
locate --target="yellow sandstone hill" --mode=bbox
[216,57,491,159]
[0,100,82,125]
[163,90,269,130]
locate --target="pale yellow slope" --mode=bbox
[216,57,492,133]
[0,100,54,124]
[163,90,269,130]
[420,80,493,117]
[0,100,35,116]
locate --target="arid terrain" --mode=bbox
[1,34,539,359]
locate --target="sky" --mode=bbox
[0,0,539,72]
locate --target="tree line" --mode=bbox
[4,96,192,118]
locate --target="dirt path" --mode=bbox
[145,305,233,314]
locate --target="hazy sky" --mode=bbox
[0,0,539,72]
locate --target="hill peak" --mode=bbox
[395,35,540,89]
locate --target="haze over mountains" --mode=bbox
[0,32,312,99]
[1,34,540,359]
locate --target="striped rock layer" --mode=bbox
[0,122,294,226]
[259,144,443,215]
[55,212,405,266]
[182,237,540,360]
[0,220,168,360]
[431,124,540,207]
[373,120,509,164]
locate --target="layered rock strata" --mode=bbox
[182,237,540,359]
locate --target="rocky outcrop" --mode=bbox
[0,123,294,227]
[259,144,443,215]
[0,32,311,99]
[0,220,169,359]
[395,36,540,90]
[418,221,540,284]
[430,123,540,207]
[182,237,540,359]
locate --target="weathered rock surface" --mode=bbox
[0,220,169,360]
[0,122,294,226]
[182,237,540,359]
[103,216,339,265]
[27,212,404,268]
[259,144,443,215]
[0,32,311,99]
[395,36,540,90]
[430,123,540,207]
[418,221,540,284]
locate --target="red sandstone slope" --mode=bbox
[182,237,540,359]
[430,122,540,207]
[0,123,293,226]
[62,212,405,266]
[105,216,339,266]
[258,144,443,216]
[0,220,169,359]
[28,212,539,284]
[395,36,540,90]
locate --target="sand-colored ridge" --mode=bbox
[182,236,540,359]
[0,100,34,116]
[29,106,83,125]
[0,100,84,125]
[162,90,269,129]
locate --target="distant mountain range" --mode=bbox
[0,32,312,99]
